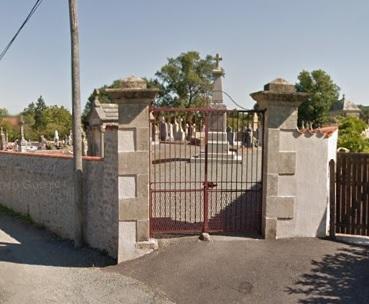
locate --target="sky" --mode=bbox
[0,0,369,114]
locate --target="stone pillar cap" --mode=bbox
[105,75,158,100]
[250,77,309,104]
[121,76,147,89]
[264,78,295,93]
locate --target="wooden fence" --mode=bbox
[330,152,369,237]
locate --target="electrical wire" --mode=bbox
[213,90,249,110]
[0,0,44,62]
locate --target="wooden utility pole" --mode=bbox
[69,0,83,247]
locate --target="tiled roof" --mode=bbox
[100,103,118,120]
[297,126,338,138]
[89,99,118,123]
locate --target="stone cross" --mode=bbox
[215,53,222,69]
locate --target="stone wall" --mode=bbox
[87,127,119,258]
[0,150,118,258]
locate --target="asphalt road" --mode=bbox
[2,209,369,304]
[113,236,369,304]
[0,213,172,304]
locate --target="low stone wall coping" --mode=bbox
[0,151,103,161]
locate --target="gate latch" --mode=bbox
[203,181,218,189]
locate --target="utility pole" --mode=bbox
[69,0,83,247]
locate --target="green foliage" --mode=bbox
[338,116,369,152]
[154,51,216,107]
[296,70,340,127]
[22,96,72,141]
[0,108,9,117]
[358,105,369,123]
[82,79,123,127]
[34,96,47,131]
[0,120,17,141]
[82,51,217,127]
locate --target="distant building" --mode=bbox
[330,99,361,118]
[86,98,118,157]
[0,115,20,128]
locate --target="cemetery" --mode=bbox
[0,59,339,263]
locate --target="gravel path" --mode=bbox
[0,213,172,304]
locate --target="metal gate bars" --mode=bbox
[149,107,264,237]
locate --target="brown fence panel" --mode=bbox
[334,152,369,236]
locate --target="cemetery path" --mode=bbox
[0,213,173,304]
[112,236,369,304]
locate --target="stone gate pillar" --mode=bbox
[107,76,158,262]
[251,79,309,239]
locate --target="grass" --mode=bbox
[0,204,45,229]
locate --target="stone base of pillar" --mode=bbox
[263,217,277,240]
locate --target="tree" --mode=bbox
[34,96,47,131]
[338,116,369,152]
[296,70,340,127]
[358,105,369,123]
[22,97,72,140]
[82,51,217,126]
[154,51,216,107]
[0,108,9,117]
[82,79,122,127]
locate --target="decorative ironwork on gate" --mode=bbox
[149,107,264,236]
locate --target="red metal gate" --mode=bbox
[149,107,264,236]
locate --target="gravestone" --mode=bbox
[159,116,168,141]
[243,126,252,147]
[54,130,60,147]
[226,126,235,146]
[176,118,186,141]
[82,129,88,156]
[185,123,190,140]
[39,135,48,150]
[5,130,8,147]
[68,130,73,146]
[0,128,6,150]
[18,116,27,152]
[173,119,179,140]
[152,123,159,143]
[167,121,174,141]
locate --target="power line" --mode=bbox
[213,90,249,110]
[0,0,44,63]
